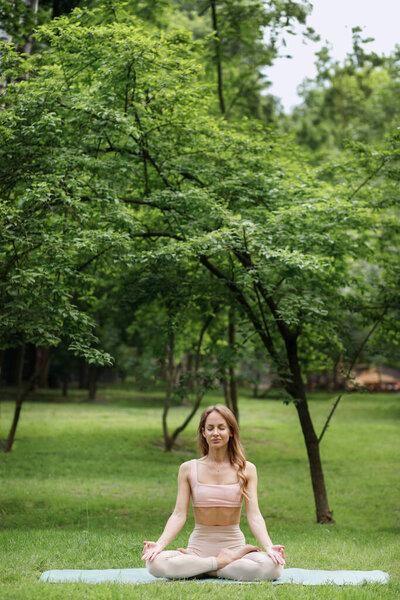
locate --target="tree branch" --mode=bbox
[179,171,205,187]
[349,157,388,201]
[199,255,280,365]
[233,248,296,342]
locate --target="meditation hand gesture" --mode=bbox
[266,545,285,566]
[142,541,163,562]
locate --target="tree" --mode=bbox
[173,0,313,121]
[2,6,396,522]
[0,43,117,450]
[288,29,400,159]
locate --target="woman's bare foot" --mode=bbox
[216,544,260,569]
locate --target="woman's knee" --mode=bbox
[146,557,163,578]
[146,551,174,578]
[260,555,283,580]
[249,553,284,581]
[268,562,283,580]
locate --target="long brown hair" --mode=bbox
[198,404,249,499]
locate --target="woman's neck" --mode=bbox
[206,448,230,463]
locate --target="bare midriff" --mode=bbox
[193,506,242,526]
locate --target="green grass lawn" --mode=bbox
[0,384,399,599]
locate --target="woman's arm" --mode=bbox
[244,462,285,566]
[142,461,191,561]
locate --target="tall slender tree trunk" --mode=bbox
[222,308,239,421]
[62,375,69,397]
[79,361,89,389]
[34,346,51,389]
[295,399,333,523]
[6,346,25,385]
[285,338,334,523]
[88,366,98,401]
[17,344,26,388]
[52,0,79,18]
[210,0,226,115]
[0,349,4,380]
[162,331,176,451]
[21,0,39,57]
[3,350,45,452]
[227,308,239,422]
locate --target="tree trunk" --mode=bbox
[223,367,239,421]
[34,346,51,389]
[6,346,25,385]
[88,366,98,401]
[0,22,12,90]
[210,0,226,115]
[222,373,232,410]
[52,0,79,18]
[163,331,176,451]
[62,374,69,397]
[331,354,340,390]
[295,399,334,523]
[21,0,39,57]
[227,309,239,422]
[252,372,260,398]
[185,351,195,392]
[163,316,214,451]
[79,361,89,389]
[229,376,238,417]
[284,338,334,523]
[17,344,26,388]
[3,351,45,452]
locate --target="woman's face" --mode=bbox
[202,411,231,449]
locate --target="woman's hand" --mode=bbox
[142,541,163,562]
[265,544,285,566]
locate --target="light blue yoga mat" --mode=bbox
[39,567,389,585]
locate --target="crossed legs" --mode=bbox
[217,550,283,581]
[147,548,283,581]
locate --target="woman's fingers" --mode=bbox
[267,548,285,566]
[142,541,161,562]
[271,544,286,562]
[142,541,158,561]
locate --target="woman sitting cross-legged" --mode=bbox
[142,404,285,581]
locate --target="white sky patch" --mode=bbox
[264,0,400,112]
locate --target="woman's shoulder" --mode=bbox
[244,460,257,476]
[178,460,194,475]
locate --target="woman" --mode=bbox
[142,404,285,581]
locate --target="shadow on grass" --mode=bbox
[0,384,167,408]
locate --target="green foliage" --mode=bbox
[2,6,397,383]
[0,0,37,45]
[288,30,400,158]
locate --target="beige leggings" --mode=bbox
[146,524,283,581]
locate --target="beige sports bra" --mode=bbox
[190,459,243,508]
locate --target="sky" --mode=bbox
[265,0,400,112]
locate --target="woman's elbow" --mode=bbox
[171,508,187,522]
[246,510,264,524]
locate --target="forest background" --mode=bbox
[0,0,399,588]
